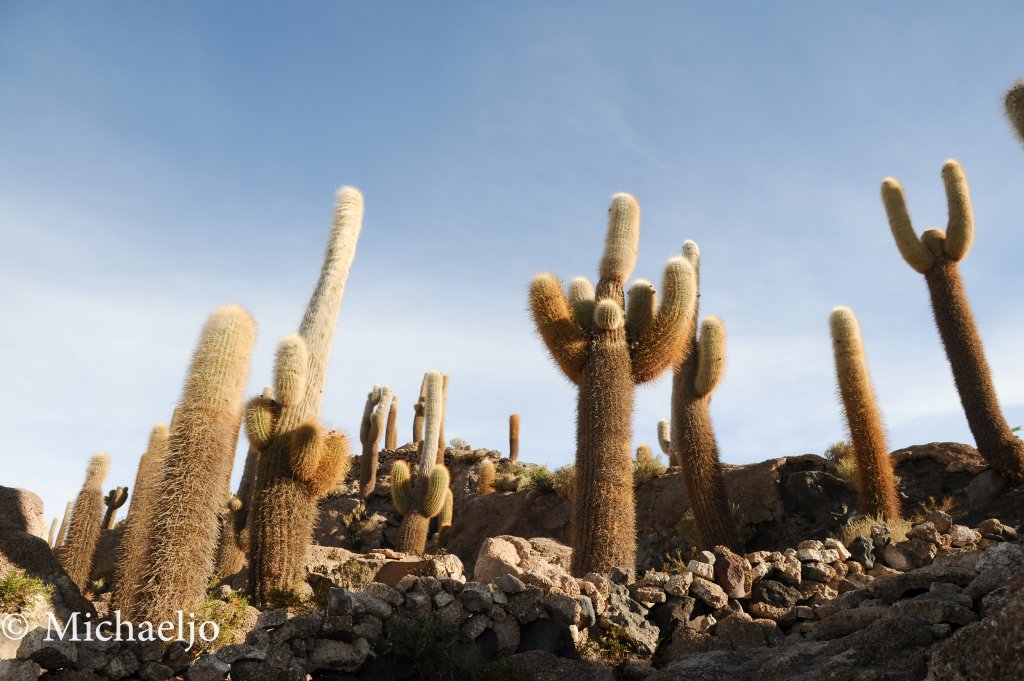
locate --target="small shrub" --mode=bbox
[493,470,529,493]
[835,514,913,546]
[659,547,689,574]
[909,495,957,524]
[383,611,514,680]
[0,569,52,614]
[453,448,488,463]
[577,624,642,666]
[449,437,472,451]
[195,593,251,652]
[825,441,858,488]
[633,456,666,485]
[552,464,575,501]
[526,466,555,494]
[265,586,321,614]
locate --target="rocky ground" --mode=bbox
[2,441,1022,680]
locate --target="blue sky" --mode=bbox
[2,2,1023,524]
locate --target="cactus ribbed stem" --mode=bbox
[360,385,392,498]
[55,501,72,548]
[509,414,520,462]
[102,487,128,530]
[385,395,399,450]
[477,459,495,495]
[59,452,110,590]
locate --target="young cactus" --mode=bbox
[477,459,495,495]
[830,307,901,519]
[111,423,169,617]
[881,161,1024,481]
[390,371,452,555]
[359,384,392,498]
[102,487,128,530]
[55,501,72,549]
[529,193,697,575]
[59,452,110,589]
[134,306,255,623]
[385,395,399,451]
[509,414,520,462]
[1006,80,1024,147]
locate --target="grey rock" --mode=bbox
[847,535,875,569]
[186,654,229,681]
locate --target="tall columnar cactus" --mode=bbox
[436,375,450,463]
[509,414,520,462]
[247,187,362,604]
[881,161,1024,481]
[672,311,739,549]
[59,452,110,589]
[47,518,58,548]
[390,370,451,555]
[1006,81,1024,147]
[102,487,128,530]
[233,385,272,546]
[385,395,399,451]
[829,307,901,519]
[248,334,351,604]
[436,488,454,548]
[529,193,697,575]
[477,459,495,495]
[55,501,72,549]
[135,305,255,623]
[359,384,392,498]
[112,424,169,616]
[656,420,672,463]
[412,374,427,444]
[215,495,246,579]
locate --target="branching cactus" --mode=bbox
[672,312,739,549]
[135,306,255,623]
[233,385,271,546]
[102,487,128,530]
[529,193,697,575]
[59,452,110,589]
[830,307,901,519]
[55,501,72,549]
[215,495,246,579]
[509,414,520,462]
[656,420,672,463]
[359,384,392,498]
[436,374,450,463]
[477,459,495,495]
[882,161,1024,481]
[1006,80,1024,147]
[412,374,427,444]
[390,370,451,555]
[112,424,169,616]
[247,334,351,604]
[436,488,454,548]
[385,395,399,451]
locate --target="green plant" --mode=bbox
[0,569,52,614]
[633,446,666,485]
[449,437,471,451]
[529,193,696,575]
[111,423,169,617]
[391,371,451,555]
[194,593,252,652]
[882,162,1024,481]
[360,384,392,498]
[452,448,487,462]
[526,466,555,494]
[577,624,642,667]
[492,470,528,493]
[509,414,520,462]
[59,452,110,590]
[552,464,575,501]
[825,441,859,489]
[1007,80,1024,146]
[136,305,256,623]
[383,612,514,681]
[830,307,901,520]
[335,558,373,590]
[101,487,128,530]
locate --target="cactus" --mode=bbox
[134,305,255,623]
[55,501,72,549]
[509,414,520,462]
[436,488,454,548]
[390,371,452,555]
[656,420,672,462]
[214,495,246,579]
[529,193,697,575]
[111,424,169,616]
[359,384,392,498]
[830,307,901,519]
[436,374,450,463]
[881,161,1024,481]
[1007,80,1024,147]
[385,395,399,451]
[635,445,654,464]
[412,374,427,444]
[246,187,362,605]
[59,452,110,589]
[47,517,58,548]
[102,487,128,530]
[232,385,271,545]
[477,459,495,495]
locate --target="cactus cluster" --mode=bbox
[359,384,393,498]
[59,452,110,589]
[529,193,697,575]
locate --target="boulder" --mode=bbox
[474,536,578,596]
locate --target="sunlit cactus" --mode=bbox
[385,394,399,451]
[509,413,520,462]
[359,384,392,498]
[102,487,128,530]
[881,161,1024,481]
[412,374,427,444]
[436,488,454,548]
[59,452,110,589]
[830,307,901,519]
[656,420,672,462]
[55,501,72,549]
[477,459,495,495]
[529,193,697,575]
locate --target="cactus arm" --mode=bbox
[418,371,444,477]
[656,419,671,457]
[881,177,936,274]
[274,334,310,408]
[568,277,596,330]
[436,375,449,463]
[529,274,588,385]
[385,395,398,450]
[630,256,698,383]
[597,193,640,302]
[421,466,451,518]
[390,461,412,514]
[624,279,656,338]
[694,316,726,397]
[289,422,325,482]
[940,160,973,262]
[306,430,350,498]
[245,395,280,452]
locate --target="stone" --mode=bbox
[664,572,693,596]
[964,542,1024,601]
[505,650,613,680]
[885,599,976,626]
[689,576,729,609]
[881,544,914,571]
[926,510,953,533]
[0,661,42,681]
[747,601,795,625]
[494,574,526,594]
[138,662,175,681]
[802,560,837,583]
[648,596,695,632]
[768,552,802,587]
[966,469,1008,510]
[949,524,980,548]
[752,580,801,609]
[492,618,520,653]
[575,595,597,628]
[105,649,141,680]
[979,518,1018,541]
[474,536,578,595]
[508,586,546,623]
[809,606,889,640]
[306,638,370,672]
[610,566,635,584]
[460,613,492,641]
[433,591,454,607]
[459,581,493,612]
[712,546,750,598]
[847,535,875,569]
[373,553,465,586]
[823,538,852,561]
[714,612,768,650]
[869,565,977,603]
[544,592,582,624]
[629,585,666,604]
[687,560,714,580]
[186,654,229,681]
[16,627,77,668]
[907,521,941,544]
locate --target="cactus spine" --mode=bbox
[529,194,697,575]
[881,161,1024,481]
[59,452,110,589]
[1007,80,1024,147]
[385,395,399,451]
[55,501,72,548]
[134,305,255,623]
[248,185,363,604]
[477,459,495,495]
[656,420,672,462]
[830,307,901,519]
[391,371,451,555]
[102,487,128,530]
[111,424,169,616]
[359,384,392,498]
[509,413,520,462]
